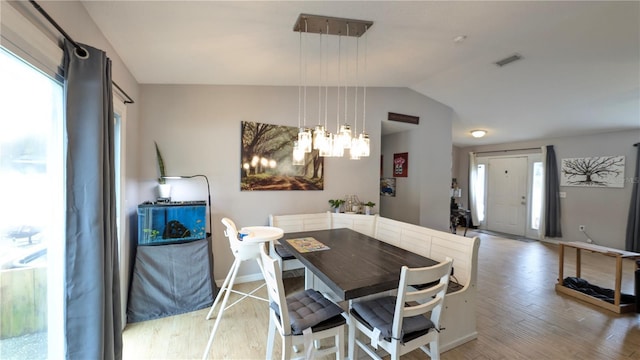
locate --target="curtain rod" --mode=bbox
[473,147,541,155]
[28,0,135,104]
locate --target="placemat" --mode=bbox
[286,237,330,253]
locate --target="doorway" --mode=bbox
[475,153,542,239]
[486,157,528,236]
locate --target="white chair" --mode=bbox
[203,218,267,359]
[260,243,346,360]
[348,258,453,360]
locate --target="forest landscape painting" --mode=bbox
[241,121,323,191]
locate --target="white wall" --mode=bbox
[139,85,453,282]
[456,129,640,249]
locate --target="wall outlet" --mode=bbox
[579,225,586,232]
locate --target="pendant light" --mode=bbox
[338,23,352,150]
[358,24,370,157]
[331,31,344,157]
[293,19,307,166]
[292,14,373,160]
[350,29,361,160]
[318,20,333,157]
[297,18,312,154]
[313,28,326,151]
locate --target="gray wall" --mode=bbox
[139,85,453,282]
[379,91,453,228]
[456,130,640,249]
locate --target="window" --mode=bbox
[531,162,543,230]
[0,47,64,359]
[475,164,486,222]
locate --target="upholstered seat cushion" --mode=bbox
[274,243,296,260]
[351,296,434,341]
[271,289,345,335]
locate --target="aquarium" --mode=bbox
[137,201,206,245]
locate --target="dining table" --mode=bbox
[278,228,440,301]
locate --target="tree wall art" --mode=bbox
[241,121,323,191]
[560,155,625,188]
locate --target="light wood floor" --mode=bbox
[122,230,640,359]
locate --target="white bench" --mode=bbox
[269,212,480,352]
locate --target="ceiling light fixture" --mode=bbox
[453,35,467,44]
[471,130,487,138]
[292,14,373,162]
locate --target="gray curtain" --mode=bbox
[544,145,562,238]
[626,143,640,252]
[63,40,122,360]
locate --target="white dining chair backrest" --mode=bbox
[260,243,290,335]
[349,257,453,360]
[393,258,453,340]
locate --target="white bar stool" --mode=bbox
[202,217,283,359]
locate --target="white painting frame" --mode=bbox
[560,156,625,188]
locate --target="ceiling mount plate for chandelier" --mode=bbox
[293,14,373,37]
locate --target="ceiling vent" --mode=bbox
[494,53,523,67]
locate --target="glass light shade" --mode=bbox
[298,128,312,153]
[319,132,332,157]
[292,141,305,165]
[313,125,326,150]
[339,124,352,149]
[350,137,360,157]
[359,133,370,157]
[329,133,344,157]
[349,148,360,160]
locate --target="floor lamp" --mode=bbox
[162,175,212,238]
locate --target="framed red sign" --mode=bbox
[393,152,408,177]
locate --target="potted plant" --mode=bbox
[328,199,345,213]
[155,142,171,199]
[364,201,376,215]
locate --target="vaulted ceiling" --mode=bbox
[82,1,640,146]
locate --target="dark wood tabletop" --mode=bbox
[279,228,439,300]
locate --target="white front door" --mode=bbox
[486,157,528,236]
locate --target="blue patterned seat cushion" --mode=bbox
[271,289,344,335]
[351,296,434,341]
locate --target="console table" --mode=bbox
[555,241,640,313]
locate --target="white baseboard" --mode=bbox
[215,272,264,287]
[441,331,478,353]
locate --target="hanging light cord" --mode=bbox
[344,24,349,127]
[317,30,322,126]
[303,19,308,129]
[336,34,341,133]
[354,33,359,135]
[324,21,330,130]
[363,25,368,133]
[298,23,302,129]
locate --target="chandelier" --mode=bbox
[292,14,373,164]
